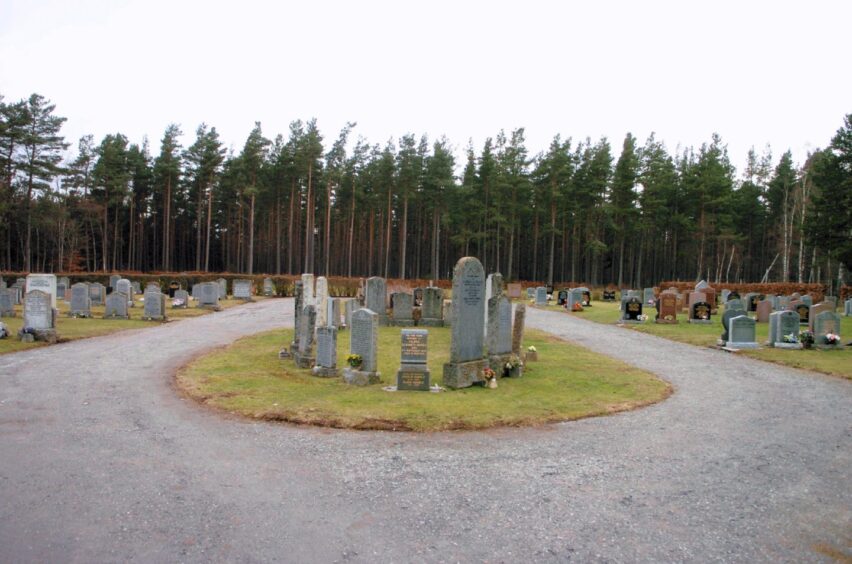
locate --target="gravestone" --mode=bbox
[443,257,488,389]
[845,298,852,317]
[263,278,274,297]
[512,303,526,356]
[420,287,444,327]
[622,297,643,323]
[109,274,121,292]
[215,278,227,299]
[577,288,592,306]
[233,279,253,301]
[391,292,414,326]
[198,282,221,310]
[720,303,746,342]
[687,291,706,311]
[365,277,388,326]
[145,281,161,293]
[329,298,342,330]
[69,283,92,317]
[192,284,202,299]
[283,280,304,358]
[316,276,329,327]
[823,295,838,311]
[21,290,57,343]
[768,311,802,349]
[301,273,315,305]
[534,286,547,306]
[116,279,133,307]
[344,297,357,329]
[413,287,424,306]
[794,303,810,325]
[132,281,142,295]
[808,302,832,332]
[727,315,758,349]
[755,300,772,323]
[488,295,517,376]
[396,329,430,391]
[602,288,616,302]
[0,289,14,317]
[58,276,70,289]
[721,289,731,303]
[142,290,166,321]
[167,281,180,298]
[507,283,522,299]
[813,311,841,348]
[26,274,58,309]
[643,288,656,306]
[557,289,568,306]
[768,295,780,311]
[56,282,67,301]
[343,308,381,386]
[526,287,535,300]
[104,292,129,319]
[689,301,712,324]
[801,295,813,306]
[89,283,106,305]
[294,304,317,369]
[656,293,678,324]
[312,326,339,377]
[442,299,453,327]
[172,289,189,309]
[777,295,790,310]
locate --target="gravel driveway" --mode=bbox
[0,299,849,563]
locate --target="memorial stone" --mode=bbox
[823,296,838,311]
[643,288,655,305]
[116,279,133,307]
[344,297,356,329]
[391,292,414,326]
[768,310,802,348]
[396,329,430,391]
[343,308,381,386]
[70,283,92,317]
[622,297,643,323]
[808,302,832,331]
[365,277,388,325]
[727,315,758,349]
[801,295,813,306]
[719,303,746,342]
[507,283,522,299]
[656,293,678,323]
[534,286,547,306]
[312,326,340,377]
[198,282,221,310]
[132,281,142,295]
[283,280,304,358]
[511,303,526,356]
[526,287,535,300]
[755,300,772,323]
[315,276,329,326]
[26,274,58,309]
[172,289,189,308]
[89,283,106,305]
[104,292,129,319]
[263,278,275,296]
[21,290,57,342]
[217,278,227,298]
[442,299,453,327]
[301,273,315,305]
[442,257,488,389]
[689,301,712,324]
[142,290,166,320]
[420,287,444,326]
[721,289,731,303]
[0,289,14,317]
[233,279,253,301]
[813,311,841,347]
[294,305,317,369]
[794,302,810,325]
[845,298,852,317]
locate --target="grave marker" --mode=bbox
[312,326,340,377]
[0,289,15,317]
[813,311,841,348]
[315,276,329,326]
[26,274,58,309]
[768,310,802,348]
[656,293,678,323]
[726,315,758,349]
[391,292,414,326]
[365,277,388,326]
[396,329,430,391]
[69,283,92,317]
[233,279,253,301]
[420,287,444,327]
[442,257,488,389]
[104,292,129,319]
[142,290,166,321]
[343,308,381,386]
[294,304,316,369]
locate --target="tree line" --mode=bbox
[1,92,849,290]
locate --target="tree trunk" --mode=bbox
[247,192,255,274]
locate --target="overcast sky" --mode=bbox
[1,0,850,174]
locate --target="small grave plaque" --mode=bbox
[312,326,339,377]
[397,329,430,391]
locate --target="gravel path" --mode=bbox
[0,299,849,563]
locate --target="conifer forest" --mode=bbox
[1,92,850,290]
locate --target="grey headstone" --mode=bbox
[143,291,166,320]
[198,282,220,307]
[263,278,274,296]
[173,289,189,308]
[512,303,526,355]
[26,274,58,309]
[397,329,430,391]
[845,298,852,317]
[116,279,133,307]
[316,276,329,326]
[526,287,534,299]
[727,315,758,348]
[132,281,142,295]
[23,290,53,330]
[315,326,338,369]
[70,283,91,317]
[344,298,356,328]
[643,288,655,305]
[800,295,813,306]
[420,287,444,326]
[487,295,512,355]
[535,286,547,306]
[233,279,253,300]
[301,274,315,304]
[89,283,106,305]
[365,277,387,323]
[769,310,801,347]
[449,258,486,363]
[391,292,414,325]
[0,289,14,317]
[442,299,453,327]
[813,311,841,345]
[217,278,227,298]
[350,308,379,373]
[297,305,317,363]
[329,298,342,329]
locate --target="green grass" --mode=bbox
[0,296,266,355]
[176,326,671,432]
[538,300,852,379]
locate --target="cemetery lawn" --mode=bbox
[0,297,265,355]
[176,327,671,432]
[544,301,852,380]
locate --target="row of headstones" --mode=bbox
[719,298,843,349]
[285,262,527,390]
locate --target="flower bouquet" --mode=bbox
[346,353,363,368]
[483,366,497,389]
[799,330,815,349]
[823,332,840,346]
[781,333,798,344]
[525,345,538,362]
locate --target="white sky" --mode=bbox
[1,0,850,174]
